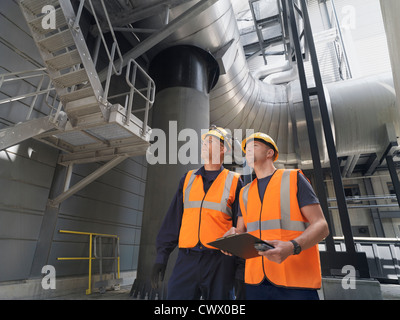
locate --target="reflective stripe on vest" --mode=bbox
[179,168,240,249]
[243,170,310,233]
[240,169,321,289]
[183,170,237,218]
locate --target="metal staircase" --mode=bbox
[1,0,154,167]
[19,0,107,123]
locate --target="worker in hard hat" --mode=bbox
[223,132,329,300]
[151,125,243,300]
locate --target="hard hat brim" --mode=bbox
[202,131,232,151]
[241,134,279,161]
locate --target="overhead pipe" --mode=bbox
[264,64,298,84]
[93,0,399,165]
[130,0,400,297]
[252,60,291,80]
[143,0,399,167]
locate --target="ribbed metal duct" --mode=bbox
[145,0,399,167]
[93,0,399,166]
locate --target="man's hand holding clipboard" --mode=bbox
[208,228,275,260]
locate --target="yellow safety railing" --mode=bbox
[57,230,120,295]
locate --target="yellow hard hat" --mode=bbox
[201,125,232,151]
[241,132,279,161]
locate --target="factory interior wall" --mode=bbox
[1,0,400,294]
[0,1,147,285]
[0,138,147,283]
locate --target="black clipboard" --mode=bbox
[208,233,274,259]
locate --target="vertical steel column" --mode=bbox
[298,0,356,253]
[30,163,66,277]
[285,0,370,278]
[285,0,335,253]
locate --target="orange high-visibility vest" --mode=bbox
[179,168,240,249]
[239,169,321,289]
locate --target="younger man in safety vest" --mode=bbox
[152,126,243,299]
[224,132,329,300]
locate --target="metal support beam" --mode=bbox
[91,0,191,33]
[364,153,379,176]
[0,116,59,151]
[299,0,356,253]
[30,163,67,277]
[364,178,385,237]
[286,0,370,278]
[98,0,221,82]
[285,0,335,253]
[48,155,128,206]
[387,155,400,208]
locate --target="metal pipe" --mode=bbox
[113,27,158,34]
[264,65,298,84]
[98,0,221,83]
[329,204,398,210]
[0,88,53,105]
[94,0,399,166]
[252,61,291,80]
[327,194,397,202]
[346,154,360,178]
[155,0,398,166]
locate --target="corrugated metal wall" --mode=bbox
[0,141,58,281]
[248,0,391,84]
[306,0,342,83]
[305,0,392,82]
[0,0,146,282]
[332,0,392,78]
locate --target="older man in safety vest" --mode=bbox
[151,126,243,300]
[225,132,329,300]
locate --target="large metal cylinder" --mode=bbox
[132,45,219,298]
[326,73,398,157]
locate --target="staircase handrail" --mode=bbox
[125,58,156,136]
[0,68,59,121]
[74,0,123,78]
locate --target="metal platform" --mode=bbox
[35,104,151,166]
[3,0,155,165]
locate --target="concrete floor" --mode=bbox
[47,283,400,300]
[49,285,134,300]
[381,284,400,300]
